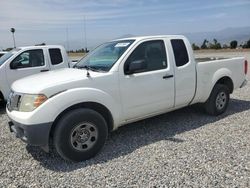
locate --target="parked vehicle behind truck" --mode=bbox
[6,35,248,162]
[0,45,71,102]
[0,51,7,58]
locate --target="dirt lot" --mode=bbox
[0,51,249,187]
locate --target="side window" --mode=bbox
[171,39,189,67]
[10,49,44,69]
[49,48,63,65]
[124,40,167,74]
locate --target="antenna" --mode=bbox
[83,16,87,51]
[66,27,69,51]
[86,66,90,77]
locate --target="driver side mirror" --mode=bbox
[126,59,147,74]
[10,57,23,69]
[10,62,19,69]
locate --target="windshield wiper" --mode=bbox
[76,65,105,77]
[76,65,98,72]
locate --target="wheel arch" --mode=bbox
[49,101,114,138]
[0,91,4,100]
[205,76,234,103]
[214,76,234,94]
[0,91,5,103]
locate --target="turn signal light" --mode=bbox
[34,95,48,108]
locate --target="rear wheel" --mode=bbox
[204,84,230,116]
[53,108,108,162]
[0,92,5,107]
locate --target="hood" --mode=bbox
[12,68,100,96]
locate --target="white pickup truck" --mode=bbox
[6,35,248,162]
[0,45,71,102]
[0,51,7,58]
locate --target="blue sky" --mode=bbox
[0,0,250,50]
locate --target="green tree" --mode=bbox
[35,43,46,46]
[209,39,222,49]
[201,39,209,49]
[242,39,250,48]
[230,40,238,49]
[192,43,200,50]
[4,47,13,51]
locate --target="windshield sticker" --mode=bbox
[115,43,130,47]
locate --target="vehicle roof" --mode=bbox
[113,35,186,41]
[18,45,64,50]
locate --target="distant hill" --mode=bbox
[66,27,250,50]
[184,26,250,45]
[116,27,250,46]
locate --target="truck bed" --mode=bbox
[195,57,228,63]
[191,57,246,104]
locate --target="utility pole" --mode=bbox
[66,27,69,52]
[83,16,87,52]
[10,28,16,48]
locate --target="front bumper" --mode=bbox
[8,118,52,147]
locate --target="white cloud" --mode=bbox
[0,0,249,48]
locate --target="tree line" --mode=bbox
[68,48,89,53]
[192,39,250,50]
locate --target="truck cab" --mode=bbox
[0,45,70,101]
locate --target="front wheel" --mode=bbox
[204,84,230,116]
[53,108,108,162]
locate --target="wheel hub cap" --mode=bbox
[216,91,227,110]
[76,129,90,143]
[70,123,98,151]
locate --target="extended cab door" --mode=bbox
[6,49,50,86]
[119,39,175,121]
[170,38,196,107]
[47,48,69,70]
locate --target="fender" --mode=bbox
[18,88,121,127]
[212,68,232,87]
[0,64,9,100]
[204,68,233,101]
[9,88,121,128]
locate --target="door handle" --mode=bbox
[163,74,174,79]
[40,69,49,72]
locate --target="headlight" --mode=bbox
[19,94,48,112]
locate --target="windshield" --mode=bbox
[75,40,135,72]
[0,49,20,66]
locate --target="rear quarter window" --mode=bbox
[171,39,189,67]
[49,48,63,65]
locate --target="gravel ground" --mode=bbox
[0,52,249,187]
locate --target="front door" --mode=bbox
[119,39,175,121]
[6,49,50,86]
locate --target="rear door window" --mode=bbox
[49,48,63,65]
[171,39,189,67]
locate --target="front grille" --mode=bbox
[7,92,21,111]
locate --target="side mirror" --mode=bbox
[71,60,78,68]
[10,62,19,69]
[126,59,146,74]
[10,57,23,69]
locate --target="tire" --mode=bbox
[0,92,5,107]
[204,84,230,116]
[53,108,108,162]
